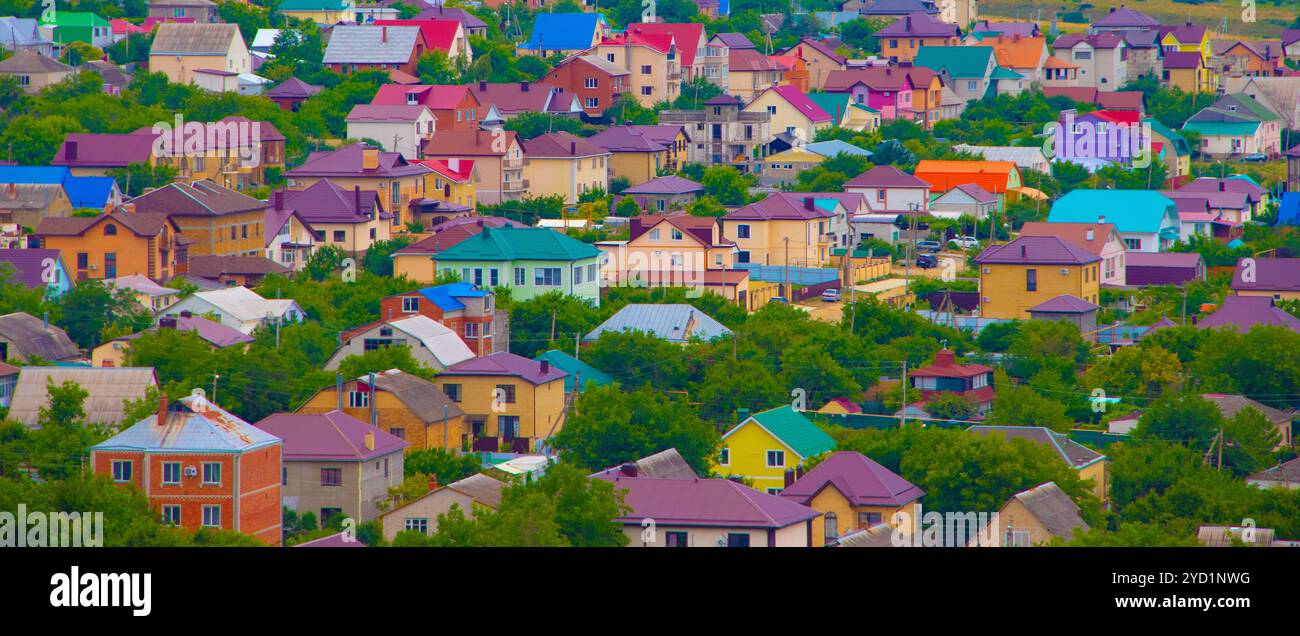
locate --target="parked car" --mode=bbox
[949,236,979,249]
[916,254,938,268]
[1242,153,1268,162]
[915,240,943,253]
[821,288,841,302]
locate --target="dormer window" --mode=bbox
[406,93,418,105]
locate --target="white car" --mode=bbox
[948,236,979,249]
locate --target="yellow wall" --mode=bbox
[1080,460,1107,504]
[720,217,834,268]
[171,209,266,257]
[745,89,829,143]
[280,8,356,24]
[607,150,667,184]
[978,261,1101,319]
[593,42,678,106]
[433,375,567,444]
[523,155,609,205]
[805,485,916,545]
[285,174,425,228]
[393,253,438,282]
[299,388,466,452]
[715,420,797,493]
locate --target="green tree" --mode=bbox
[404,448,482,481]
[552,383,719,474]
[337,345,436,381]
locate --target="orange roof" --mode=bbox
[913,160,1021,194]
[987,34,1047,70]
[1043,55,1077,69]
[770,54,806,71]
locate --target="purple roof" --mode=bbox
[1162,190,1247,211]
[704,93,742,106]
[1053,32,1125,50]
[255,410,408,461]
[1231,257,1300,292]
[596,475,821,528]
[1093,6,1159,28]
[951,183,997,204]
[1162,51,1203,69]
[778,451,924,507]
[1199,296,1300,333]
[1126,252,1204,286]
[877,12,960,38]
[1128,252,1203,268]
[622,175,704,195]
[53,132,158,167]
[1028,294,1100,314]
[767,85,832,123]
[712,32,755,49]
[0,249,63,289]
[293,531,367,548]
[845,165,931,189]
[973,236,1100,265]
[273,180,390,224]
[266,77,322,99]
[972,20,1039,37]
[1159,23,1207,45]
[286,143,430,179]
[587,125,670,152]
[1177,177,1266,203]
[725,192,838,221]
[153,314,254,348]
[441,351,567,384]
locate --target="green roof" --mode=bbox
[45,12,110,27]
[1181,120,1260,136]
[735,405,836,460]
[915,45,994,79]
[534,349,612,392]
[278,0,350,10]
[807,92,849,120]
[434,226,600,262]
[989,66,1023,80]
[1144,118,1191,155]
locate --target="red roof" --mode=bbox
[599,30,674,54]
[411,158,474,183]
[910,349,992,379]
[626,22,703,68]
[1083,109,1141,125]
[372,84,474,110]
[375,18,461,52]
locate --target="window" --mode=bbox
[202,462,221,485]
[606,53,615,63]
[825,512,839,541]
[495,384,516,404]
[391,428,405,440]
[640,65,652,75]
[584,97,599,109]
[671,229,683,241]
[534,267,561,286]
[766,450,785,468]
[859,512,883,528]
[404,518,429,534]
[641,86,652,96]
[320,468,342,487]
[162,461,181,485]
[402,296,419,313]
[443,383,461,402]
[498,415,520,439]
[465,322,479,338]
[202,505,221,528]
[161,505,181,526]
[584,77,598,89]
[718,448,729,465]
[111,460,132,482]
[586,263,596,282]
[766,105,777,115]
[736,224,750,239]
[1124,238,1141,250]
[665,531,688,547]
[348,390,370,408]
[1025,268,1037,292]
[726,533,750,547]
[513,267,526,285]
[103,223,117,236]
[573,265,584,285]
[649,228,661,240]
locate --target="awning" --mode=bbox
[1010,186,1048,201]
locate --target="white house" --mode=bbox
[323,315,475,372]
[161,286,305,335]
[345,104,435,160]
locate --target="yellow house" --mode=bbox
[969,426,1108,504]
[816,398,863,415]
[586,125,684,185]
[284,144,431,229]
[777,451,924,545]
[297,370,466,453]
[728,49,786,102]
[149,22,251,86]
[720,193,851,269]
[519,132,610,205]
[715,405,836,494]
[276,0,357,25]
[973,236,1102,320]
[592,30,680,107]
[992,482,1090,546]
[743,85,832,145]
[778,38,848,91]
[433,352,568,453]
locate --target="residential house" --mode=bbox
[90,395,282,544]
[186,255,288,287]
[42,12,112,49]
[323,25,424,76]
[1089,6,1160,32]
[345,104,435,160]
[984,34,1049,88]
[374,18,470,64]
[411,158,477,220]
[284,144,431,228]
[929,183,998,221]
[432,226,602,305]
[806,93,880,132]
[130,180,267,257]
[844,165,932,214]
[907,348,995,416]
[759,147,828,186]
[587,125,678,185]
[591,28,680,107]
[277,0,356,23]
[702,32,754,88]
[1126,252,1206,287]
[35,211,182,281]
[1182,93,1282,159]
[727,48,785,102]
[149,22,250,85]
[991,482,1089,546]
[968,425,1107,502]
[1248,457,1300,490]
[0,51,71,94]
[620,175,705,213]
[519,132,610,204]
[325,314,475,372]
[433,352,568,453]
[595,215,762,307]
[0,312,80,363]
[1202,393,1294,450]
[1119,29,1164,81]
[542,55,630,117]
[971,19,1040,38]
[0,179,74,230]
[1176,176,1267,221]
[266,77,322,112]
[82,59,131,95]
[534,349,611,393]
[877,12,960,63]
[778,450,924,544]
[824,65,944,128]
[626,22,707,83]
[1284,29,1300,59]
[378,473,505,541]
[855,0,939,19]
[270,179,395,256]
[778,38,847,91]
[585,303,732,344]
[1050,33,1128,89]
[743,85,832,146]
[913,159,1022,207]
[1212,40,1285,79]
[1048,190,1180,253]
[412,6,488,39]
[597,470,823,547]
[517,12,609,57]
[378,283,505,355]
[1145,118,1193,187]
[417,130,523,205]
[658,94,772,172]
[716,405,836,494]
[1158,22,1215,92]
[1161,51,1213,94]
[1224,76,1300,132]
[256,411,407,523]
[0,249,71,298]
[92,313,252,368]
[915,45,1016,101]
[0,18,55,57]
[1199,295,1300,334]
[149,0,217,22]
[722,192,852,267]
[1231,257,1300,301]
[1027,295,1102,338]
[389,217,519,281]
[1020,221,1127,287]
[973,235,1102,319]
[468,81,580,122]
[298,369,466,452]
[10,366,157,428]
[160,286,304,334]
[950,144,1051,175]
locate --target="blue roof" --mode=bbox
[92,395,279,453]
[522,13,606,51]
[585,303,732,343]
[0,166,71,184]
[1048,190,1177,234]
[803,140,873,159]
[63,176,117,209]
[1278,192,1300,227]
[416,282,487,312]
[534,349,612,392]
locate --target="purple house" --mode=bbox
[1198,295,1300,333]
[1055,108,1149,165]
[778,450,924,542]
[1125,252,1206,286]
[619,175,705,212]
[0,248,71,297]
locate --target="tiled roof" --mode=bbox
[725,192,842,220]
[764,85,832,123]
[35,210,175,237]
[53,131,158,167]
[622,175,704,195]
[585,304,732,343]
[520,131,608,158]
[711,32,755,49]
[1019,221,1119,256]
[973,235,1100,265]
[188,255,290,279]
[1198,296,1300,333]
[433,226,599,262]
[1232,257,1300,292]
[468,81,566,115]
[287,143,430,178]
[374,18,460,52]
[534,349,612,393]
[1093,5,1159,28]
[910,349,992,379]
[876,12,960,38]
[0,51,71,73]
[1048,190,1177,233]
[783,37,847,64]
[413,7,487,29]
[1010,482,1088,541]
[417,130,518,157]
[779,451,923,507]
[0,249,64,289]
[441,351,567,385]
[323,25,421,65]
[845,165,931,189]
[626,22,704,68]
[141,314,252,348]
[355,369,464,423]
[1052,32,1126,50]
[915,45,995,79]
[1162,51,1204,69]
[275,179,388,224]
[256,410,408,461]
[594,475,821,528]
[587,125,670,153]
[345,103,430,122]
[728,48,783,72]
[393,217,520,256]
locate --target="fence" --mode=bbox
[736,263,840,285]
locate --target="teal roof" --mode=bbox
[1144,118,1190,156]
[278,0,350,10]
[915,45,994,79]
[989,66,1023,80]
[1182,120,1260,136]
[45,12,109,27]
[733,405,836,460]
[534,349,612,392]
[434,227,600,262]
[1048,190,1177,233]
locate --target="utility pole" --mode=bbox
[443,404,449,453]
[574,332,580,359]
[783,236,790,299]
[212,373,220,404]
[1216,427,1223,472]
[899,361,908,426]
[368,371,378,428]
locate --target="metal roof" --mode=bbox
[585,304,732,343]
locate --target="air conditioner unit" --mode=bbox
[184,466,198,477]
[982,296,991,303]
[981,267,990,274]
[1059,268,1070,275]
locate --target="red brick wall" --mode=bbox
[239,444,282,545]
[91,451,145,490]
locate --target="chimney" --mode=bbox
[620,462,638,477]
[1020,244,1027,258]
[934,348,956,366]
[905,15,911,29]
[521,81,530,92]
[362,146,379,170]
[783,468,795,488]
[159,316,177,329]
[381,26,388,43]
[1218,181,1225,191]
[540,359,550,375]
[795,464,805,479]
[479,80,487,91]
[803,196,814,210]
[1086,228,1095,241]
[364,430,375,451]
[272,189,283,210]
[156,393,169,426]
[180,310,192,318]
[885,67,892,76]
[354,185,362,212]
[736,407,750,423]
[1097,215,1106,224]
[427,474,439,492]
[1109,7,1116,13]
[570,141,576,155]
[65,141,78,161]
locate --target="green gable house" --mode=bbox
[1181,93,1283,160]
[914,45,1023,103]
[42,12,113,49]
[435,226,602,306]
[534,349,612,392]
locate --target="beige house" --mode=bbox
[989,482,1088,547]
[345,104,435,160]
[255,411,408,523]
[148,22,251,86]
[1050,34,1128,90]
[378,473,506,541]
[0,51,72,94]
[743,85,832,146]
[520,132,610,205]
[591,30,680,107]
